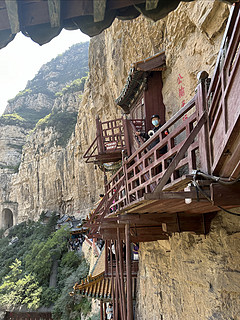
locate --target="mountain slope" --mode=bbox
[0,42,89,170]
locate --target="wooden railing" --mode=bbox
[85,94,207,233]
[83,117,145,163]
[207,3,240,179]
[105,260,139,277]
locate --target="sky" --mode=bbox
[0,29,89,115]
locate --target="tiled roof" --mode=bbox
[74,272,112,300]
[116,51,166,112]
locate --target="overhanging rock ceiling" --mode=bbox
[0,0,236,49]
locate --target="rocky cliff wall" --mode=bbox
[0,43,89,226]
[136,210,240,320]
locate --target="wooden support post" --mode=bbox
[115,240,126,320]
[123,117,131,157]
[100,300,104,320]
[96,116,104,154]
[110,241,116,320]
[115,277,118,320]
[104,302,107,320]
[117,228,127,318]
[125,224,133,320]
[105,240,108,276]
[196,78,211,173]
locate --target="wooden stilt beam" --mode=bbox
[117,228,127,319]
[115,241,125,320]
[105,240,108,276]
[104,302,106,320]
[125,224,133,320]
[114,277,118,320]
[110,241,116,320]
[100,300,103,320]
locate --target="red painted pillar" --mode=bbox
[125,224,133,320]
[100,300,104,320]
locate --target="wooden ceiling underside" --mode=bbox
[0,0,235,48]
[88,182,240,242]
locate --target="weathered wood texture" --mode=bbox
[83,117,145,163]
[207,3,240,178]
[143,71,165,132]
[0,0,146,31]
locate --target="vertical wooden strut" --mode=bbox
[115,240,125,320]
[96,116,104,154]
[104,302,107,320]
[196,77,211,173]
[113,278,119,320]
[125,224,133,320]
[110,241,116,319]
[115,277,119,320]
[100,300,103,320]
[117,228,127,318]
[123,117,131,157]
[105,240,108,276]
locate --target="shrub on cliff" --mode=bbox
[53,257,90,320]
[0,217,91,317]
[0,259,42,310]
[55,74,88,97]
[0,113,27,127]
[34,110,78,147]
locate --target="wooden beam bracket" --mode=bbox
[48,0,61,28]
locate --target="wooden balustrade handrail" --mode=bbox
[92,97,199,216]
[83,136,99,161]
[207,3,239,98]
[153,112,207,194]
[105,97,196,189]
[126,97,196,164]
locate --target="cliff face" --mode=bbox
[136,211,240,320]
[0,42,89,226]
[9,92,93,222]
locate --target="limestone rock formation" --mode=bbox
[0,42,89,227]
[136,210,240,320]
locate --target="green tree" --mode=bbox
[0,259,42,310]
[53,259,90,320]
[25,226,69,285]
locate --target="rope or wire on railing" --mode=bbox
[192,170,240,217]
[193,170,240,186]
